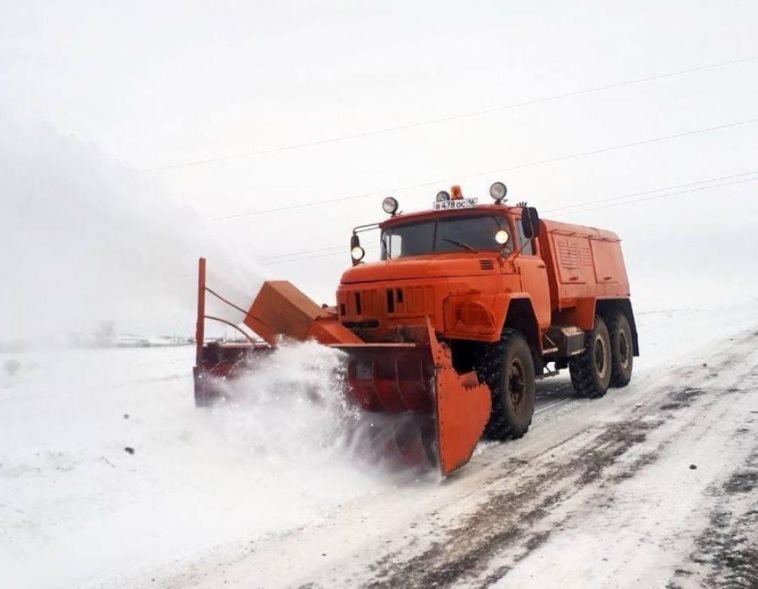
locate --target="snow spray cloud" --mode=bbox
[0,117,265,343]
[214,340,438,479]
[212,341,357,466]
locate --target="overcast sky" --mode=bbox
[2,1,758,338]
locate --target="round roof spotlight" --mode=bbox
[436,190,451,202]
[382,196,399,215]
[351,245,365,262]
[495,230,510,245]
[489,181,508,202]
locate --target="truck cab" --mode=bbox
[337,187,551,349]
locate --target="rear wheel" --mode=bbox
[476,329,536,440]
[569,316,611,399]
[607,312,633,387]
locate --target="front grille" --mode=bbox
[384,286,433,315]
[343,289,381,317]
[341,285,434,318]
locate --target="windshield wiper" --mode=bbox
[441,238,478,253]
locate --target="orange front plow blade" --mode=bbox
[335,320,491,476]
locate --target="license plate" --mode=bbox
[433,197,478,211]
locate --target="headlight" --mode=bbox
[351,246,365,261]
[436,191,450,202]
[489,181,507,201]
[382,197,399,215]
[495,230,509,245]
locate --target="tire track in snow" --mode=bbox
[676,446,758,588]
[361,328,758,589]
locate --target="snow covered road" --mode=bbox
[1,303,757,588]
[167,319,758,589]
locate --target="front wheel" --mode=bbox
[477,329,536,440]
[569,316,611,399]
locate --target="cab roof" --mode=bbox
[378,203,521,231]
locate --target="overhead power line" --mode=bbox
[544,169,758,213]
[265,245,380,265]
[260,244,346,262]
[548,174,758,214]
[141,53,758,173]
[258,170,758,266]
[215,115,758,221]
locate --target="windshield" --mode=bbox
[381,214,510,259]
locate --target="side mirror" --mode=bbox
[521,207,540,240]
[350,233,360,249]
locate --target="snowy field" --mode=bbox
[1,299,756,589]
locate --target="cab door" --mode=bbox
[512,215,551,331]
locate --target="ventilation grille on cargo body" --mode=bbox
[479,259,495,270]
[557,239,593,269]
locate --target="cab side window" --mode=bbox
[516,217,535,255]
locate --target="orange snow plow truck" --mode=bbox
[193,182,638,476]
